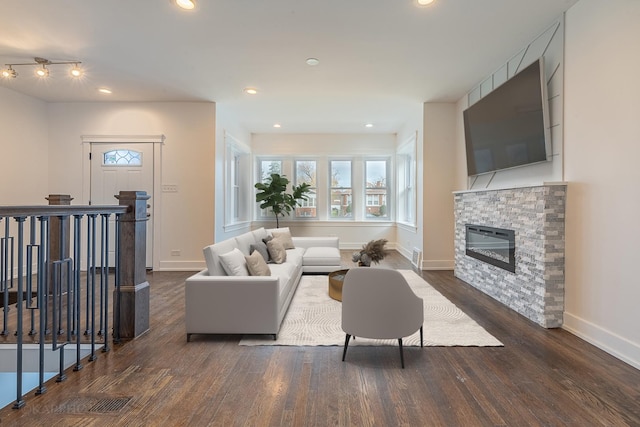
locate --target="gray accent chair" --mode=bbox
[341,268,424,368]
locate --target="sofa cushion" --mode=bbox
[250,242,271,263]
[285,247,306,266]
[245,251,271,276]
[219,248,250,276]
[303,246,341,266]
[267,238,287,264]
[235,231,257,256]
[270,228,295,249]
[203,239,238,276]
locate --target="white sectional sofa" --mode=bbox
[185,227,341,341]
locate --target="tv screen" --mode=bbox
[463,58,551,176]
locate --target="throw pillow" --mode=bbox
[219,248,250,276]
[245,250,271,276]
[270,228,295,249]
[266,238,287,264]
[250,242,271,263]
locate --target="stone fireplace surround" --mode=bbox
[453,183,566,328]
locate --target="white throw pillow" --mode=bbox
[219,248,250,276]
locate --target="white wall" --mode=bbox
[0,87,49,204]
[422,103,457,270]
[563,0,640,369]
[46,102,215,271]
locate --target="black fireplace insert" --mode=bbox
[465,224,515,273]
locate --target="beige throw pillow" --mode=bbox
[245,250,271,276]
[266,238,287,264]
[270,228,295,249]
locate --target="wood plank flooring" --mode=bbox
[1,251,639,426]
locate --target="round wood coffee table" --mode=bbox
[328,269,349,301]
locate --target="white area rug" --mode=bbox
[239,270,503,347]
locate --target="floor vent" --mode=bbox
[89,397,132,413]
[54,396,132,413]
[411,247,422,268]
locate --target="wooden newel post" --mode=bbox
[115,190,151,339]
[46,194,73,293]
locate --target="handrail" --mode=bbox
[0,205,127,218]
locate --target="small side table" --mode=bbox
[328,269,349,302]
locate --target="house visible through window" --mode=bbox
[330,160,352,219]
[365,160,388,218]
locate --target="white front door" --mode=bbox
[90,143,154,268]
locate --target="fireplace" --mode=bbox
[465,224,515,273]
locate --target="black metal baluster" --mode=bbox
[73,214,83,371]
[102,213,110,352]
[36,216,49,395]
[88,214,97,361]
[13,216,26,409]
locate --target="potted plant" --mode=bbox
[255,173,311,228]
[352,239,389,266]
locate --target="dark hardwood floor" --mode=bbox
[1,251,639,426]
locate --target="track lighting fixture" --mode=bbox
[1,57,83,80]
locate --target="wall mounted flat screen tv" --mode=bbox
[463,58,551,176]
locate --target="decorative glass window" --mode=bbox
[295,160,317,218]
[103,150,142,166]
[365,160,389,219]
[330,160,353,219]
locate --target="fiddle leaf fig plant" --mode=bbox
[255,173,311,228]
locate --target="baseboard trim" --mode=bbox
[157,260,204,271]
[420,260,454,270]
[563,312,640,371]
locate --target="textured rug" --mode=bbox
[239,270,503,347]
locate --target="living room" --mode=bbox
[1,0,639,423]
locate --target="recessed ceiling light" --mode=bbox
[306,58,320,66]
[98,87,112,94]
[417,0,435,5]
[173,0,196,10]
[365,123,374,128]
[273,123,281,128]
[244,87,258,95]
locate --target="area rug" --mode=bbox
[239,270,503,347]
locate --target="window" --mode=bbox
[330,160,352,219]
[103,149,142,166]
[295,160,317,218]
[257,159,284,219]
[397,135,416,225]
[365,160,388,219]
[225,134,251,228]
[260,160,282,183]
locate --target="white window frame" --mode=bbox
[294,159,318,219]
[329,159,353,220]
[364,158,391,220]
[397,133,417,226]
[224,132,251,230]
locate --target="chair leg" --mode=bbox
[420,326,423,348]
[342,334,351,362]
[398,338,405,369]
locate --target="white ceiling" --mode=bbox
[0,0,578,134]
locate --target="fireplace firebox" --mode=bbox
[465,224,515,273]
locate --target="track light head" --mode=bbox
[36,65,49,77]
[70,64,83,77]
[1,66,18,78]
